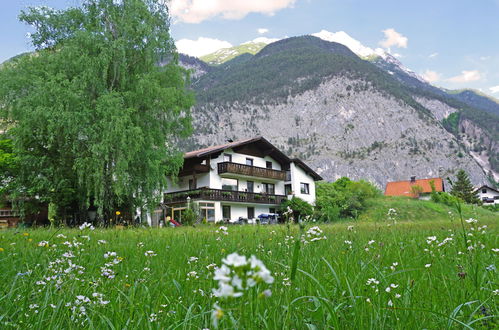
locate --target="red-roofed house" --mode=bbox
[384,176,445,199]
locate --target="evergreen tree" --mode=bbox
[0,0,194,222]
[450,170,480,204]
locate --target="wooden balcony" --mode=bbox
[217,162,286,181]
[164,187,286,205]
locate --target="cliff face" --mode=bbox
[189,76,487,187]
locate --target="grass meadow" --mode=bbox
[0,200,497,329]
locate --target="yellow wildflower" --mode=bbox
[125,283,131,288]
[0,247,4,252]
[23,233,29,237]
[28,238,33,242]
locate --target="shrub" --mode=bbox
[280,196,313,221]
[182,207,198,226]
[315,177,379,221]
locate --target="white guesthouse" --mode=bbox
[475,185,499,205]
[160,137,322,224]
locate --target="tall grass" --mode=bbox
[0,215,497,328]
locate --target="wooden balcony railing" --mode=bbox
[217,162,286,180]
[164,187,286,205]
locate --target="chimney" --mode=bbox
[410,176,416,183]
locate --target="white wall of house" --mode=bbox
[162,147,318,225]
[288,162,316,205]
[476,187,499,204]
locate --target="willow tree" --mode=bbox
[0,0,194,222]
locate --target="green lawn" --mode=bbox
[0,207,497,329]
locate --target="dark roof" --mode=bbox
[184,137,259,159]
[474,185,499,194]
[291,158,323,181]
[183,137,322,180]
[184,136,292,166]
[385,177,444,197]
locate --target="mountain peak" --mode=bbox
[311,30,384,58]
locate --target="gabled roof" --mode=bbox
[385,177,444,197]
[291,158,323,181]
[184,136,292,165]
[182,137,322,180]
[474,185,499,194]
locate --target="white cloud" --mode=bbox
[447,70,482,83]
[480,56,491,61]
[312,30,376,57]
[176,37,232,57]
[379,28,408,49]
[489,85,499,94]
[170,0,297,24]
[258,28,269,34]
[421,70,441,83]
[429,52,439,58]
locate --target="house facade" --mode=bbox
[475,185,499,205]
[384,176,444,199]
[161,137,322,224]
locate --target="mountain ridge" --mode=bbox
[179,35,498,186]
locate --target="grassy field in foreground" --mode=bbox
[0,211,497,329]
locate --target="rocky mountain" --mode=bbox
[179,35,499,187]
[199,37,278,65]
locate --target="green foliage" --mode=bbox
[0,138,17,195]
[441,112,460,135]
[280,196,313,221]
[450,170,481,204]
[0,0,194,220]
[181,207,198,226]
[315,177,379,221]
[430,191,461,207]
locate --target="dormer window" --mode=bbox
[266,161,273,169]
[246,158,253,166]
[482,188,487,194]
[224,153,232,162]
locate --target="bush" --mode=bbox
[280,196,313,222]
[182,207,198,226]
[315,177,379,221]
[430,191,461,207]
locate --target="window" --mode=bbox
[173,207,186,223]
[285,184,292,195]
[189,178,197,189]
[266,161,273,169]
[224,153,232,162]
[221,178,238,191]
[482,188,487,193]
[247,207,255,219]
[247,181,254,193]
[269,207,276,214]
[200,202,215,222]
[222,205,231,220]
[246,158,253,166]
[262,183,275,194]
[300,183,310,194]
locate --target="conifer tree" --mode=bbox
[450,170,480,204]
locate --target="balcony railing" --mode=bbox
[218,162,286,180]
[164,187,286,205]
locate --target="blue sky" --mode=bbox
[2,0,499,97]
